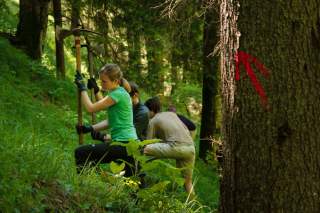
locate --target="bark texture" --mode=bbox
[16,0,50,60]
[145,38,164,95]
[53,0,65,79]
[220,0,320,212]
[127,30,142,83]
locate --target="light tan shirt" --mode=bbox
[147,112,194,145]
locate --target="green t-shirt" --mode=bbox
[108,86,138,141]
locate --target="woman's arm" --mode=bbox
[92,120,109,131]
[81,91,115,113]
[75,73,115,113]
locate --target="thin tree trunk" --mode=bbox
[170,50,179,95]
[71,0,80,29]
[86,40,97,124]
[199,4,219,161]
[127,30,141,82]
[53,0,65,79]
[145,38,163,95]
[16,0,50,60]
[220,0,320,212]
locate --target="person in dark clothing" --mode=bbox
[176,114,196,131]
[129,82,149,141]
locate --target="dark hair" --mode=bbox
[167,104,176,113]
[99,64,123,81]
[129,82,139,97]
[145,97,161,114]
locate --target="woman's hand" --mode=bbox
[74,72,87,91]
[87,78,100,94]
[76,124,93,134]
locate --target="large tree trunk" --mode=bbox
[16,0,50,60]
[219,0,320,212]
[53,0,65,79]
[199,4,219,161]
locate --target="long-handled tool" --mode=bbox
[74,29,83,145]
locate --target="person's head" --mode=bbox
[99,64,123,91]
[167,104,177,113]
[129,82,140,105]
[145,97,161,118]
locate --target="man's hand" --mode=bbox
[87,78,100,94]
[76,124,93,134]
[74,71,87,91]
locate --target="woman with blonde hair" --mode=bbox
[74,64,138,176]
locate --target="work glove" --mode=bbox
[74,71,87,91]
[87,78,100,94]
[91,130,106,142]
[76,124,93,134]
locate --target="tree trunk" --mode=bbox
[53,0,65,79]
[71,0,80,29]
[199,4,219,161]
[86,39,97,124]
[16,0,50,60]
[219,0,320,212]
[127,30,141,82]
[145,38,164,95]
[170,49,179,95]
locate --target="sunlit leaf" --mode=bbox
[110,161,125,174]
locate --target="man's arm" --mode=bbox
[177,114,196,131]
[146,121,156,140]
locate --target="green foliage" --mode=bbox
[110,161,126,174]
[167,83,202,120]
[193,160,220,210]
[0,0,18,33]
